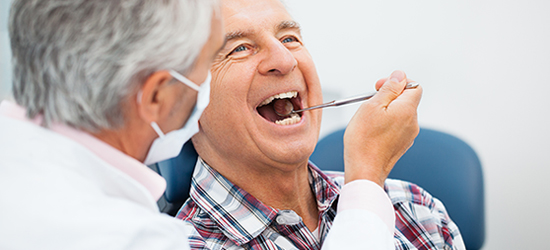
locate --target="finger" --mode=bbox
[396,83,423,108]
[387,83,423,111]
[375,78,386,91]
[375,77,416,91]
[371,70,407,106]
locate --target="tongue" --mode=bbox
[257,104,280,123]
[273,99,293,116]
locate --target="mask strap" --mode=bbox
[150,121,166,139]
[138,93,165,139]
[169,70,200,91]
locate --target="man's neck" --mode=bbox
[203,156,320,231]
[92,118,154,164]
[93,130,140,161]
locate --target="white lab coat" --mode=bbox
[0,114,191,250]
[0,110,392,250]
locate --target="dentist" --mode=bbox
[1,0,223,249]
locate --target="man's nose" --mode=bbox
[257,39,297,75]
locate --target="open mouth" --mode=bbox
[257,91,303,126]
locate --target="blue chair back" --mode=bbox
[149,140,198,216]
[310,127,485,250]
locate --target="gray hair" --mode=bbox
[9,0,218,132]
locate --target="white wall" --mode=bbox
[1,0,549,249]
[0,0,11,102]
[285,0,550,249]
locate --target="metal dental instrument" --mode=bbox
[290,82,419,114]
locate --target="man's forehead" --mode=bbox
[221,0,288,15]
[220,0,297,34]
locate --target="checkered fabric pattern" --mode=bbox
[176,158,465,250]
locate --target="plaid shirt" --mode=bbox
[177,158,465,250]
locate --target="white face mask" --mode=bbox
[142,70,211,165]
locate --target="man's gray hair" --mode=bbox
[9,0,218,132]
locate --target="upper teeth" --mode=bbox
[258,91,298,107]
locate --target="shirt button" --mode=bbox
[276,210,302,225]
[276,216,287,224]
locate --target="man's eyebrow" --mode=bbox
[225,30,255,42]
[223,21,300,43]
[276,20,301,33]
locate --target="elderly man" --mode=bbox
[0,0,223,249]
[176,0,466,249]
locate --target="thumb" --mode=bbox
[372,70,407,106]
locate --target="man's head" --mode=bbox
[192,0,323,171]
[9,0,220,133]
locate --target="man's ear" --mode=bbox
[137,70,174,124]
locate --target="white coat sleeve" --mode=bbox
[321,180,395,250]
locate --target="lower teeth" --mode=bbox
[275,113,301,125]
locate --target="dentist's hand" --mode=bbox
[343,70,422,187]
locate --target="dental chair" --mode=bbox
[309,127,485,250]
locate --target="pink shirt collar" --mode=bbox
[0,100,167,201]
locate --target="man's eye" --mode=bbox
[229,45,247,55]
[282,37,297,43]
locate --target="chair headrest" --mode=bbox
[156,140,198,203]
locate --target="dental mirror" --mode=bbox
[274,82,419,117]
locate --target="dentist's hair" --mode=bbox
[9,0,219,132]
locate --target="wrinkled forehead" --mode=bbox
[220,0,292,31]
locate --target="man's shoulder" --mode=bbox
[177,199,205,222]
[177,199,221,233]
[321,170,345,188]
[384,178,439,209]
[176,199,232,249]
[322,171,438,209]
[385,179,464,249]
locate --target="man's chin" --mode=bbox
[258,134,319,166]
[250,108,321,165]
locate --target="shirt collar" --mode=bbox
[189,157,340,246]
[0,100,166,201]
[308,161,342,211]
